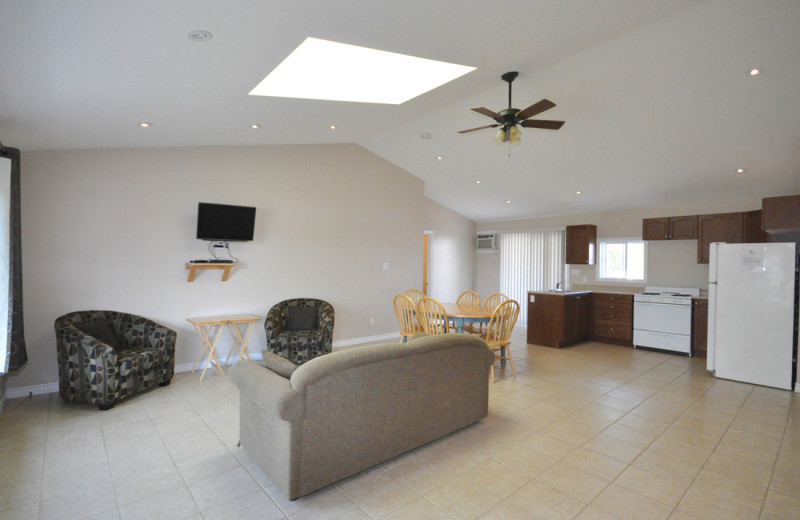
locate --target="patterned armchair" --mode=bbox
[264,298,334,365]
[55,310,176,410]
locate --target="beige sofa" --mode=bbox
[230,333,494,500]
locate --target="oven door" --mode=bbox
[633,301,691,335]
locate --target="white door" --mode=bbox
[714,243,796,390]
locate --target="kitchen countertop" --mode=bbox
[528,290,592,296]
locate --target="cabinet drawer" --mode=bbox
[592,293,633,305]
[591,320,633,340]
[592,308,632,323]
[592,302,632,315]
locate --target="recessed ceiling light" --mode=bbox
[576,190,582,195]
[736,168,746,173]
[250,124,261,129]
[138,122,152,128]
[329,125,337,130]
[249,37,475,104]
[747,67,762,76]
[436,156,443,160]
[506,200,511,204]
[187,30,213,42]
[475,180,481,184]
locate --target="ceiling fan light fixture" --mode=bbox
[493,129,506,142]
[509,125,522,143]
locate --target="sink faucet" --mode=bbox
[556,281,563,291]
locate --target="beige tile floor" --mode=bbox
[1,327,799,520]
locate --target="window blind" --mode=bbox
[499,230,565,325]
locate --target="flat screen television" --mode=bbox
[196,202,256,242]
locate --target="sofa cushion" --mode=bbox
[287,306,317,330]
[261,350,297,378]
[78,319,120,348]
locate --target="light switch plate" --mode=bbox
[529,294,535,303]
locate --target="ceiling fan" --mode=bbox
[457,71,564,143]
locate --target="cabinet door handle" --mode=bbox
[610,314,614,318]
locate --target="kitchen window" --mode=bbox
[597,239,646,282]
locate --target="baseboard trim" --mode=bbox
[6,332,402,399]
[333,332,400,347]
[6,382,59,399]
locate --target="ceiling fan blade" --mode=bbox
[521,119,565,130]
[457,124,500,134]
[516,99,556,120]
[470,107,502,120]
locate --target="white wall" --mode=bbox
[424,199,476,301]
[476,198,764,293]
[12,143,456,390]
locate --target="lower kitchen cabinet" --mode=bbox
[589,293,634,346]
[527,292,590,348]
[692,298,708,359]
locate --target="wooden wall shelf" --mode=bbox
[185,262,233,282]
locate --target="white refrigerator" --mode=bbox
[707,242,798,390]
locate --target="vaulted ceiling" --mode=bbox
[1,0,798,222]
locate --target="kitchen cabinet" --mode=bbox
[697,212,744,264]
[589,293,633,346]
[642,215,697,240]
[744,210,770,243]
[692,298,708,359]
[527,291,590,348]
[762,194,800,233]
[566,225,596,265]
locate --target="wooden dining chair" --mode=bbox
[479,293,508,334]
[456,290,482,332]
[457,290,482,306]
[417,297,451,335]
[393,294,422,343]
[484,299,520,382]
[403,289,426,305]
[482,292,508,312]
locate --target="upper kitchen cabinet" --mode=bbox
[697,212,744,263]
[744,210,770,243]
[642,215,697,240]
[566,224,597,265]
[762,194,800,233]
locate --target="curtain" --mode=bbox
[499,230,565,325]
[0,142,26,373]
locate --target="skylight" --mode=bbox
[249,37,475,105]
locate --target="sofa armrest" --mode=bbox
[230,360,305,422]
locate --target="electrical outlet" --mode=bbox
[370,317,375,326]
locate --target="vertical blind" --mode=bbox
[499,230,565,325]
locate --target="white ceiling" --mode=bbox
[1,0,798,222]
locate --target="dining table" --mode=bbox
[441,302,507,366]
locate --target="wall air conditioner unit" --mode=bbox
[476,232,498,252]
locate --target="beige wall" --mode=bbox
[12,144,477,391]
[477,198,764,293]
[425,200,477,301]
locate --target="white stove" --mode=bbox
[633,286,700,355]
